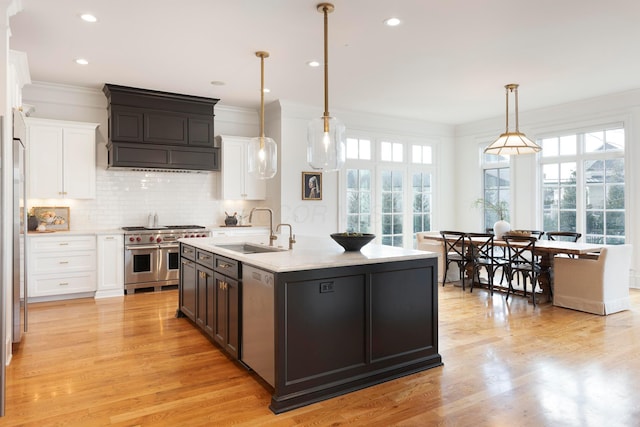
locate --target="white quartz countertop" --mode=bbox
[179,235,437,273]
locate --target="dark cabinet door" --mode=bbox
[226,278,240,359]
[179,258,196,322]
[196,265,214,336]
[214,272,240,360]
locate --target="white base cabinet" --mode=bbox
[28,234,97,299]
[96,234,124,298]
[218,135,266,200]
[26,117,99,199]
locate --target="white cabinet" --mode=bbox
[28,234,97,299]
[218,135,266,200]
[96,234,124,298]
[26,118,99,199]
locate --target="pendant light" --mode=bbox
[484,83,541,155]
[248,51,277,179]
[307,2,345,172]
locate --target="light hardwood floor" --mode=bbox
[3,285,640,426]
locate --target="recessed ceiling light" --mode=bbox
[307,60,320,67]
[80,13,97,23]
[75,58,89,65]
[210,80,226,86]
[263,88,271,93]
[384,17,401,27]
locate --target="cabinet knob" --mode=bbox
[59,282,69,286]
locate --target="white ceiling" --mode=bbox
[9,0,640,125]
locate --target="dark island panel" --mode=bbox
[271,258,441,413]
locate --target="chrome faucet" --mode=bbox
[249,207,277,246]
[276,223,296,250]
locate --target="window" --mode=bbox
[380,169,404,246]
[346,169,372,233]
[346,137,371,160]
[380,141,403,162]
[481,149,510,230]
[540,126,625,244]
[343,137,434,248]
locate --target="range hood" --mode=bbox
[103,84,220,171]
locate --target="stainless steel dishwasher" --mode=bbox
[242,265,275,386]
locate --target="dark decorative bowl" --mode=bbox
[330,233,376,251]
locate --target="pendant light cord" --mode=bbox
[255,51,269,144]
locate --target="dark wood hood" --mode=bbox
[103,84,220,171]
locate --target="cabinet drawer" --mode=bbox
[31,252,95,274]
[214,255,239,280]
[181,244,196,261]
[31,271,97,297]
[196,249,215,269]
[30,235,96,252]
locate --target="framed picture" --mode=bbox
[32,206,70,231]
[302,172,322,200]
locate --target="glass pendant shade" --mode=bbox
[307,115,345,171]
[485,132,541,156]
[485,83,541,156]
[248,136,277,179]
[248,50,277,179]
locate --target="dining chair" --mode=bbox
[511,229,545,240]
[546,231,582,242]
[554,244,632,314]
[466,233,509,295]
[440,231,469,290]
[546,231,582,258]
[503,235,545,306]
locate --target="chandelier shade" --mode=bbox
[248,51,277,179]
[307,3,345,172]
[484,84,541,156]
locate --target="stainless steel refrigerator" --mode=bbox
[12,109,27,343]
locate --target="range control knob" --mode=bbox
[190,234,195,238]
[129,237,135,242]
[157,237,163,243]
[149,236,155,242]
[136,237,141,242]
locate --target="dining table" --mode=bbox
[418,232,607,303]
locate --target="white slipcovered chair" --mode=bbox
[416,232,445,283]
[553,244,633,315]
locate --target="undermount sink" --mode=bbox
[215,242,287,254]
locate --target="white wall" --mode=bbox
[455,89,640,287]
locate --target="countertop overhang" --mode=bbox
[179,235,437,273]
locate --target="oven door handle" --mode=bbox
[159,243,180,249]
[125,244,160,251]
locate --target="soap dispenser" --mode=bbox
[153,212,159,228]
[147,213,154,228]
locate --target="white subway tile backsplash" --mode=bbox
[49,169,224,230]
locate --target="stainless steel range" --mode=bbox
[123,225,210,294]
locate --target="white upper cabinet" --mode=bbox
[26,118,99,199]
[218,135,266,200]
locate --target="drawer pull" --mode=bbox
[105,237,115,240]
[199,254,211,260]
[59,243,69,246]
[59,282,69,286]
[59,261,69,264]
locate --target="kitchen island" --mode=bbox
[178,234,441,413]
